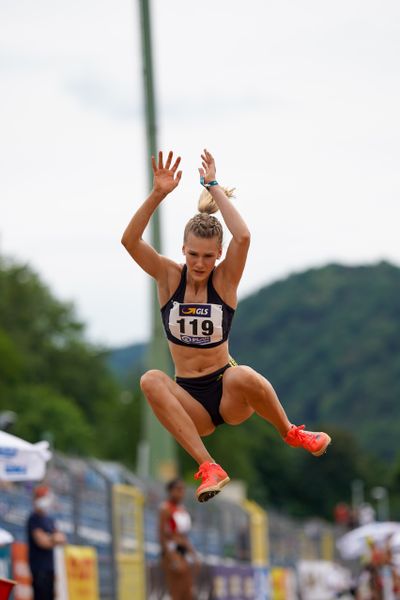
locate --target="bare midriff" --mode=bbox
[169,340,231,378]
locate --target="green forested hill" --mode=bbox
[230,261,400,460]
[107,341,146,380]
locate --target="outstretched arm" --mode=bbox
[199,149,250,286]
[121,151,182,279]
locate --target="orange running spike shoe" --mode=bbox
[194,462,230,503]
[284,424,331,456]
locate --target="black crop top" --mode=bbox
[160,265,235,348]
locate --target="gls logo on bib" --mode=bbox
[179,304,211,317]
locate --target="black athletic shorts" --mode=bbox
[175,358,237,427]
[176,543,188,556]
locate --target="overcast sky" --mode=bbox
[1,0,399,347]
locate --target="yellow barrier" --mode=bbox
[64,546,100,600]
[270,567,287,600]
[321,529,334,562]
[112,484,146,600]
[242,499,269,567]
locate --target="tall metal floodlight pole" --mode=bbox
[137,0,177,481]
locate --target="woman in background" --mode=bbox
[159,478,198,600]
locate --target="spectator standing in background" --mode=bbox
[159,478,199,600]
[334,502,352,530]
[26,485,66,600]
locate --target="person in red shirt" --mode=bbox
[334,502,351,528]
[159,478,198,600]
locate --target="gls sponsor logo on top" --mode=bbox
[179,304,211,317]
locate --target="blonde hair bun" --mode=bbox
[198,187,235,215]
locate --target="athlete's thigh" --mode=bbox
[164,375,215,437]
[164,561,183,599]
[178,561,193,600]
[164,555,191,600]
[219,365,256,425]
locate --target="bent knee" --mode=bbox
[199,424,216,437]
[224,414,252,426]
[140,369,167,395]
[225,365,258,389]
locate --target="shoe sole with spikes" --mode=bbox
[312,434,332,457]
[196,476,230,503]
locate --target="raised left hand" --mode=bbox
[198,148,216,184]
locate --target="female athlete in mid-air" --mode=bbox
[122,149,331,502]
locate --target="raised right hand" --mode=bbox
[152,150,182,196]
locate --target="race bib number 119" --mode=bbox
[169,302,223,345]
